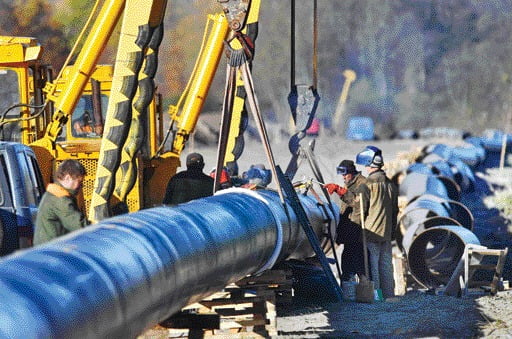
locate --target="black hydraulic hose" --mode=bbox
[116,23,164,201]
[91,24,153,221]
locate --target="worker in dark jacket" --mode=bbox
[34,160,88,245]
[356,146,399,299]
[324,160,368,281]
[163,152,214,205]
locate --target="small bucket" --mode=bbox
[342,280,357,301]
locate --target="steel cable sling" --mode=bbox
[216,31,342,299]
[214,33,285,204]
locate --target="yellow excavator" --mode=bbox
[1,0,262,223]
[0,34,164,218]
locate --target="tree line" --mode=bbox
[2,0,512,137]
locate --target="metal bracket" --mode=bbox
[288,84,320,132]
[218,0,251,32]
[276,165,343,301]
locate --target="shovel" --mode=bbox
[356,193,375,303]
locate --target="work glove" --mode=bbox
[323,183,348,197]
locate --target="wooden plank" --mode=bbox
[220,318,269,328]
[203,330,268,338]
[200,296,270,308]
[235,269,292,285]
[490,247,509,295]
[215,306,265,317]
[227,282,293,290]
[469,264,503,271]
[468,249,507,256]
[159,312,220,329]
[393,252,407,296]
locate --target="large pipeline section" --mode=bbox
[407,226,480,289]
[0,188,337,338]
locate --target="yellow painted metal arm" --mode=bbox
[41,0,126,142]
[170,12,229,155]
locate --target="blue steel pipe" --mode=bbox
[399,172,450,201]
[403,163,461,201]
[400,194,474,232]
[420,154,475,193]
[0,188,338,338]
[407,226,480,289]
[401,216,461,254]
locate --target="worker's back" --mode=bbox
[163,169,214,205]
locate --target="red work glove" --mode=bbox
[323,183,348,196]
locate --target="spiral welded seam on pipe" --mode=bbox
[0,189,338,338]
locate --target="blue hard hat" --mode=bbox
[244,165,272,186]
[356,145,383,167]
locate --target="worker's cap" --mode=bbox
[251,163,266,170]
[336,160,357,175]
[356,145,384,168]
[186,152,204,168]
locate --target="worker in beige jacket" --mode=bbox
[356,146,399,299]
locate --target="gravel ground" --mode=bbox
[279,290,512,338]
[277,291,487,338]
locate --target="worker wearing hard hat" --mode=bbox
[355,145,399,299]
[324,159,368,282]
[242,164,272,189]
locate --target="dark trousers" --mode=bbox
[341,241,367,281]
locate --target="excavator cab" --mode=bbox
[0,36,51,145]
[54,65,110,141]
[0,68,23,141]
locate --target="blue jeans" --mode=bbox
[367,241,395,298]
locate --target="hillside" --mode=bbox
[5,0,512,135]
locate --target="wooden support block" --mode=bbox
[463,245,509,296]
[393,251,407,296]
[157,270,289,337]
[159,312,220,330]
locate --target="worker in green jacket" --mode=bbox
[33,160,88,245]
[356,146,399,299]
